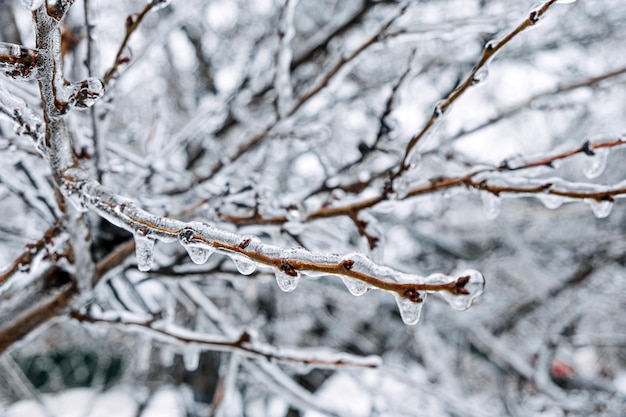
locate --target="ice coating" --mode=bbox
[228,253,257,275]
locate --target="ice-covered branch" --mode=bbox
[61,172,484,324]
[103,0,171,85]
[70,308,382,370]
[224,136,626,225]
[397,0,564,175]
[274,0,298,118]
[0,222,62,290]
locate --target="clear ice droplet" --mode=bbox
[231,254,257,275]
[178,228,214,264]
[585,198,613,219]
[583,147,608,179]
[183,347,200,372]
[393,292,426,325]
[274,269,300,292]
[481,192,501,220]
[537,193,564,210]
[135,230,155,271]
[341,276,371,296]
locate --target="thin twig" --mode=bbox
[70,309,382,369]
[396,0,560,176]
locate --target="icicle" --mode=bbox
[136,336,152,372]
[21,0,45,10]
[148,0,171,10]
[135,229,155,271]
[159,345,175,367]
[274,260,300,292]
[536,193,564,210]
[585,198,613,219]
[178,228,214,265]
[187,246,213,265]
[426,270,485,311]
[229,253,257,275]
[393,292,426,325]
[183,347,200,372]
[480,192,501,220]
[341,276,371,296]
[0,42,38,81]
[583,147,608,179]
[67,77,105,110]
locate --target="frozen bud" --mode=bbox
[134,229,155,271]
[0,42,39,81]
[68,78,105,109]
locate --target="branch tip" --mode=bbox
[455,275,471,295]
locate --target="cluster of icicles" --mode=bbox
[135,224,484,325]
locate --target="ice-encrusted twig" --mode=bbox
[0,81,45,151]
[224,136,626,226]
[396,0,564,176]
[0,222,62,289]
[70,308,382,369]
